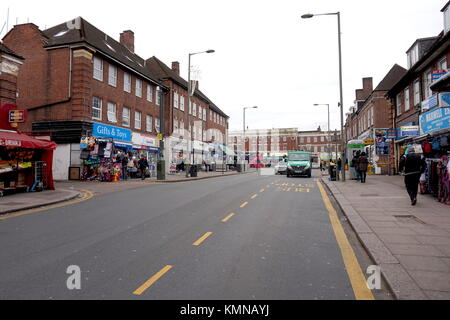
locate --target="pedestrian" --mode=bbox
[337,158,342,181]
[121,152,129,180]
[138,155,149,181]
[320,161,323,172]
[358,152,369,183]
[352,151,361,181]
[399,146,426,206]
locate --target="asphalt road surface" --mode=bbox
[0,170,392,300]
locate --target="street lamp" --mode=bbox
[302,12,346,181]
[186,49,214,177]
[243,106,258,171]
[314,103,331,161]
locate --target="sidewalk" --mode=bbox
[0,188,80,215]
[322,174,450,300]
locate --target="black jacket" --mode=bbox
[138,159,149,169]
[399,153,426,175]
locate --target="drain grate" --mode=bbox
[394,215,426,225]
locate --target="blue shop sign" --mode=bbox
[93,122,132,142]
[420,107,450,134]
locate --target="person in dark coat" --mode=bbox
[358,152,369,183]
[399,147,427,206]
[121,152,129,180]
[138,155,149,181]
[352,151,361,181]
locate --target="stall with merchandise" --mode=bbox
[0,129,57,196]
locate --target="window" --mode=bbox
[147,85,153,102]
[122,107,130,127]
[439,58,448,71]
[155,118,160,133]
[424,69,432,99]
[135,111,142,129]
[210,110,212,121]
[413,79,421,106]
[396,93,402,116]
[124,73,131,93]
[180,96,185,111]
[283,136,287,142]
[193,103,197,117]
[445,5,450,33]
[146,115,153,132]
[136,79,142,97]
[198,106,202,119]
[180,120,185,133]
[314,137,318,143]
[107,102,117,123]
[156,87,161,106]
[93,57,103,81]
[174,119,179,133]
[306,137,311,143]
[174,92,179,109]
[108,64,117,87]
[92,96,102,120]
[407,45,419,69]
[203,108,206,121]
[404,87,410,112]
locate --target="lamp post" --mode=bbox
[302,12,346,181]
[243,106,258,171]
[186,49,214,177]
[314,103,331,161]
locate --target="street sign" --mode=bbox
[8,110,26,123]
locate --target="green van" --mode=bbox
[286,151,312,178]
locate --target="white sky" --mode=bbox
[1,0,446,132]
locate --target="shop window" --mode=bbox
[70,143,81,167]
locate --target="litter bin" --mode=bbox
[189,164,198,177]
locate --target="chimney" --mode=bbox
[171,61,180,75]
[120,30,134,53]
[362,77,373,95]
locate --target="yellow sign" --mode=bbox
[157,134,164,141]
[364,138,374,145]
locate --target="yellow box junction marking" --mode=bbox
[251,194,258,199]
[240,202,249,208]
[222,213,235,223]
[133,265,173,295]
[193,232,213,246]
[316,181,375,300]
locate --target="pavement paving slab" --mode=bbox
[323,174,450,300]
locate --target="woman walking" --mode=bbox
[358,152,369,183]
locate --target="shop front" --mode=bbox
[0,129,57,196]
[131,132,160,178]
[79,123,132,182]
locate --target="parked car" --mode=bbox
[274,160,288,175]
[249,156,265,168]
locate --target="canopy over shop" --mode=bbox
[0,129,57,195]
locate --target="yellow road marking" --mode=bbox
[193,232,213,246]
[0,189,94,221]
[133,265,173,295]
[240,202,249,208]
[222,213,235,223]
[316,181,375,300]
[251,194,258,199]
[260,189,265,193]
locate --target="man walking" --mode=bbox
[399,147,426,206]
[138,155,149,181]
[358,152,369,183]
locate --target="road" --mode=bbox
[0,171,391,300]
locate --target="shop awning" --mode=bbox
[0,130,57,150]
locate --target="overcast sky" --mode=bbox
[1,0,446,132]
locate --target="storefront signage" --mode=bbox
[375,129,390,155]
[421,94,438,111]
[439,93,450,107]
[363,138,374,145]
[93,122,132,142]
[132,132,159,149]
[432,69,448,81]
[420,107,450,134]
[8,110,26,123]
[400,126,419,137]
[386,129,399,140]
[0,138,21,147]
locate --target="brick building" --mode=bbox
[2,17,227,179]
[387,2,450,173]
[344,66,407,175]
[0,43,24,130]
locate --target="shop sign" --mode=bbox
[132,133,159,149]
[93,122,131,142]
[432,69,448,81]
[0,138,21,147]
[421,94,438,111]
[420,107,450,134]
[439,92,450,107]
[386,129,399,140]
[400,126,419,137]
[363,138,374,145]
[9,110,26,123]
[375,129,390,155]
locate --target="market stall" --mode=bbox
[0,129,57,196]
